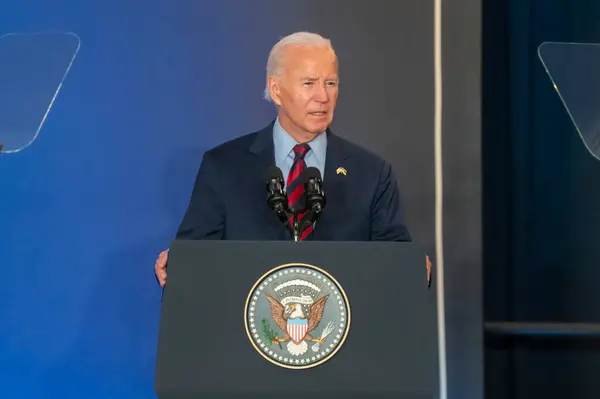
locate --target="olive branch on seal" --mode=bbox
[261,319,282,349]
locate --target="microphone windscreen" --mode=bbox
[301,166,322,181]
[266,165,284,181]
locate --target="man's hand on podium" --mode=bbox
[426,255,432,288]
[155,249,169,287]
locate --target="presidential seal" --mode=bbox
[244,263,350,369]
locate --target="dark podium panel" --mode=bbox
[155,241,439,398]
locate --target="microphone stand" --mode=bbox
[296,206,321,240]
[292,213,300,242]
[271,202,295,239]
[267,195,301,241]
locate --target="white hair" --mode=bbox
[263,31,336,102]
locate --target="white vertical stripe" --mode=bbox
[434,0,448,397]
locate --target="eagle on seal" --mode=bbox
[265,294,329,356]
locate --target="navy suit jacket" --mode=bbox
[176,122,411,241]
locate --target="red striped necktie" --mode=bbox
[286,143,312,240]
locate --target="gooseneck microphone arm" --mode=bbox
[273,198,293,234]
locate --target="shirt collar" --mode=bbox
[272,117,327,164]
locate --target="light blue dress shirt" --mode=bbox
[272,117,327,189]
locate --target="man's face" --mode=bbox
[269,45,339,141]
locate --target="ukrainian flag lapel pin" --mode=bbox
[336,167,347,176]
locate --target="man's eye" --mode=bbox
[303,81,313,86]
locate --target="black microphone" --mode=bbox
[298,167,326,236]
[303,167,326,213]
[266,165,293,233]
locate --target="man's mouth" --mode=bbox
[309,111,327,116]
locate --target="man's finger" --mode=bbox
[156,251,168,266]
[158,271,167,287]
[155,264,166,282]
[155,250,169,287]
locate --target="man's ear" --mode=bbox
[268,76,282,106]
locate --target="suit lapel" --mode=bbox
[248,121,290,240]
[308,129,351,241]
[248,122,277,189]
[249,120,276,160]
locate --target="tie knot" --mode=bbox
[293,143,311,159]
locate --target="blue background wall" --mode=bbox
[1,1,483,398]
[0,2,278,397]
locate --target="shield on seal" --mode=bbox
[286,318,308,343]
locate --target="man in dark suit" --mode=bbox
[155,31,411,286]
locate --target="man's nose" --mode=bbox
[313,83,329,102]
